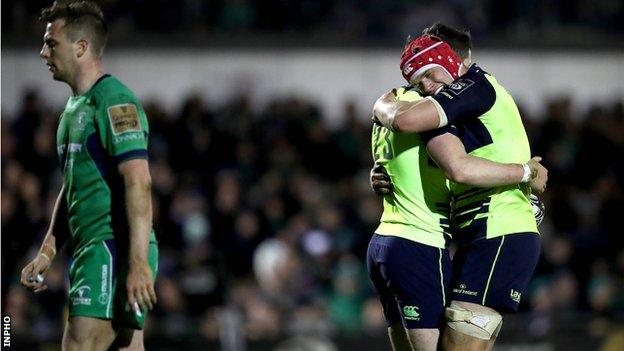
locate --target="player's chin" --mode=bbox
[51,71,64,81]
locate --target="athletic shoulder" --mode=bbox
[461,64,490,81]
[90,75,140,108]
[429,64,496,124]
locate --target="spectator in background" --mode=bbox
[12,91,43,171]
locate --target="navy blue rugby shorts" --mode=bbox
[367,233,452,329]
[449,232,540,312]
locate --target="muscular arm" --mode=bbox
[39,184,65,256]
[118,158,157,312]
[373,91,442,133]
[427,133,525,187]
[118,158,152,266]
[20,185,65,292]
[374,74,494,133]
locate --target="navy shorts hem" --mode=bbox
[449,232,540,313]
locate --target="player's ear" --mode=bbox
[462,49,472,68]
[75,38,88,59]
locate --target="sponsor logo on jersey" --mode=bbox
[71,285,92,306]
[447,79,474,95]
[73,112,87,131]
[510,289,522,303]
[440,91,454,100]
[57,143,83,154]
[57,144,82,171]
[107,104,141,135]
[453,283,478,297]
[100,264,109,305]
[98,292,109,305]
[403,305,420,321]
[68,143,82,152]
[112,133,145,144]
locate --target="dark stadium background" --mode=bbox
[2,1,623,350]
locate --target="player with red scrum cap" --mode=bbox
[370,23,547,351]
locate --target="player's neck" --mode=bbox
[459,61,471,76]
[70,61,105,96]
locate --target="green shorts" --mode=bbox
[68,239,158,329]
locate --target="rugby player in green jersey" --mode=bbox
[20,1,158,349]
[372,24,547,351]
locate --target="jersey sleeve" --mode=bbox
[95,92,149,163]
[420,124,458,145]
[427,73,496,125]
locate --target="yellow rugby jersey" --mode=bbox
[425,65,538,240]
[372,87,452,248]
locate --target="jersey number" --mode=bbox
[373,124,394,161]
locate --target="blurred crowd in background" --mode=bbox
[3,1,624,350]
[2,84,623,346]
[3,0,623,44]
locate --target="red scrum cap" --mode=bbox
[400,35,462,83]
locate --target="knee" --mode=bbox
[444,301,503,340]
[63,326,92,347]
[63,328,85,350]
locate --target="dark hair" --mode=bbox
[40,0,108,57]
[423,22,471,60]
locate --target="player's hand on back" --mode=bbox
[20,252,52,293]
[370,162,393,195]
[126,259,157,314]
[527,156,548,194]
